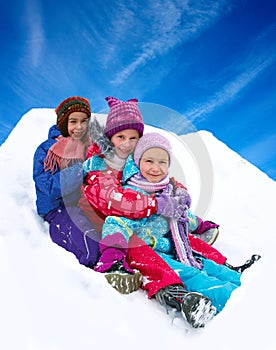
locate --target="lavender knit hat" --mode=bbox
[104,96,144,138]
[134,132,172,167]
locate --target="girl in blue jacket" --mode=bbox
[33,96,100,267]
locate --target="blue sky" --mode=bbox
[1,0,276,180]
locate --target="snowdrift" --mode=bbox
[0,109,275,350]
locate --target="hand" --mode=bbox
[156,184,185,219]
[175,187,192,207]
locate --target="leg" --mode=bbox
[224,254,261,273]
[45,206,100,267]
[94,216,141,273]
[127,237,216,328]
[94,232,135,274]
[127,235,184,298]
[202,258,241,285]
[187,210,219,245]
[158,253,241,313]
[188,234,227,264]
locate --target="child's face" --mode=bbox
[67,112,89,140]
[140,148,169,183]
[111,129,139,159]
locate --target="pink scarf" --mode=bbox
[44,136,90,174]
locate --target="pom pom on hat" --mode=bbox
[104,96,144,138]
[134,132,172,167]
[55,96,91,137]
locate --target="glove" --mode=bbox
[156,184,185,219]
[175,187,192,208]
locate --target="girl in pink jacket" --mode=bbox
[79,96,217,328]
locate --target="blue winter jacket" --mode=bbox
[33,125,84,216]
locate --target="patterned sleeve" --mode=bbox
[82,170,158,219]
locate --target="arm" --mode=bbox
[82,170,158,219]
[33,142,84,201]
[135,215,172,253]
[143,235,172,253]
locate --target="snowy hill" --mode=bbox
[0,108,276,350]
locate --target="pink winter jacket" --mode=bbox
[79,143,227,266]
[79,143,158,232]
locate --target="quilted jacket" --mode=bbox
[79,143,158,225]
[33,125,84,216]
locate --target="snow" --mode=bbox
[0,108,276,350]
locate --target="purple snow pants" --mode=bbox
[45,206,100,267]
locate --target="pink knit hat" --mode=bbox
[104,96,144,138]
[134,132,172,167]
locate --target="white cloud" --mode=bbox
[111,0,231,84]
[182,29,276,122]
[24,0,45,68]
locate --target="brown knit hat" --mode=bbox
[55,96,91,137]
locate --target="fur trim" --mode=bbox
[90,117,114,157]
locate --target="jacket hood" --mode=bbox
[122,155,140,183]
[89,118,114,157]
[48,125,62,140]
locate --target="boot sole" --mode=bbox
[207,227,219,245]
[105,271,142,294]
[181,292,216,328]
[193,227,219,246]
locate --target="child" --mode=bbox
[99,132,260,313]
[33,96,101,267]
[33,96,186,298]
[80,97,216,328]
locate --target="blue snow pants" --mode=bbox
[158,252,241,312]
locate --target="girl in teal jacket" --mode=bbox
[100,132,242,313]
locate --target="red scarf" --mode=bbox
[44,136,90,174]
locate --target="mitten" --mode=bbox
[175,187,192,208]
[156,184,185,219]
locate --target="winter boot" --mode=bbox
[189,216,219,245]
[155,284,216,328]
[94,233,142,294]
[192,221,219,245]
[225,254,261,274]
[104,267,142,294]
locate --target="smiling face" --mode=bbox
[111,129,140,159]
[67,112,89,140]
[139,147,169,183]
